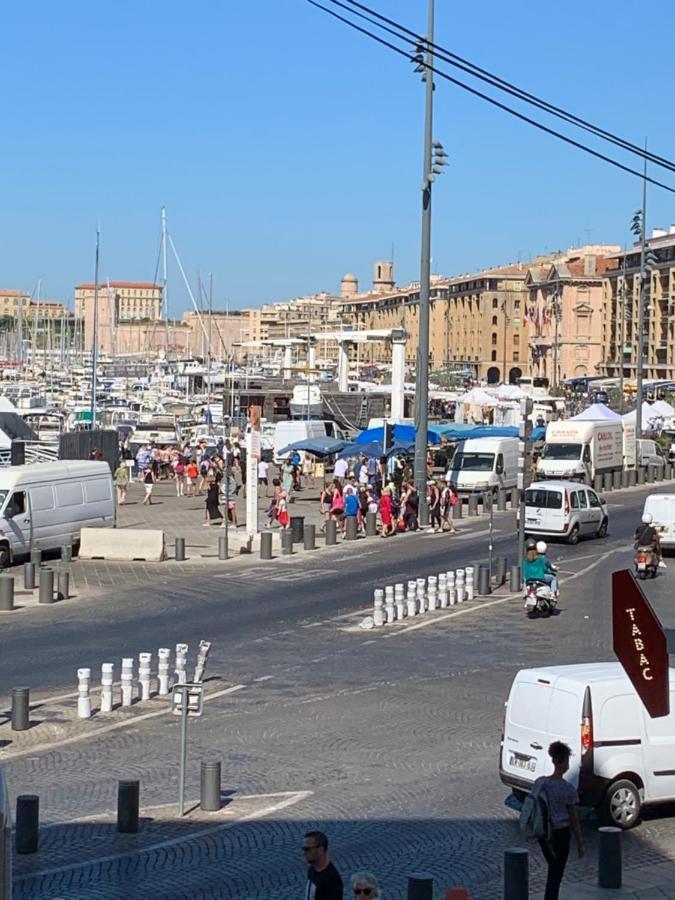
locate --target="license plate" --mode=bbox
[525,597,537,608]
[638,562,646,570]
[526,517,541,525]
[509,754,536,773]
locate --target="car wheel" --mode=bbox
[600,779,641,829]
[638,571,647,580]
[0,544,9,569]
[567,524,580,545]
[597,518,608,538]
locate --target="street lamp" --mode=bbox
[500,299,509,385]
[551,285,562,391]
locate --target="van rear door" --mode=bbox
[645,495,675,548]
[524,487,563,533]
[642,687,675,801]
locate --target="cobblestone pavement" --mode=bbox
[1,485,675,898]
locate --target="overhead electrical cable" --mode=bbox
[307,0,675,195]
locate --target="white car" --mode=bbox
[520,480,608,544]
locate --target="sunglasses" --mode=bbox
[302,845,318,852]
[354,890,373,897]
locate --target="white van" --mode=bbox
[501,663,675,828]
[637,439,666,471]
[643,493,675,549]
[538,420,623,482]
[521,480,609,543]
[273,420,343,464]
[0,462,114,565]
[448,437,519,493]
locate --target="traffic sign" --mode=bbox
[172,682,204,718]
[612,569,670,718]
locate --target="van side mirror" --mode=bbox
[496,461,504,474]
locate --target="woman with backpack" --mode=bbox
[530,741,585,900]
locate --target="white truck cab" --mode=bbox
[447,437,519,493]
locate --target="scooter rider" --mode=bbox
[634,513,665,568]
[536,540,559,596]
[522,538,549,584]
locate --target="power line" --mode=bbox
[307,0,675,194]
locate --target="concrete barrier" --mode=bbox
[79,528,166,562]
[613,470,622,490]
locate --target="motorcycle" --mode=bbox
[523,579,557,618]
[634,546,658,580]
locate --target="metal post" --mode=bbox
[200,761,221,812]
[635,154,648,446]
[497,488,507,511]
[478,565,491,596]
[117,780,139,833]
[11,687,29,731]
[0,576,14,611]
[223,467,230,559]
[281,528,293,555]
[30,547,42,568]
[15,795,39,854]
[510,565,521,593]
[57,571,69,601]
[366,510,378,536]
[303,523,316,551]
[325,519,337,545]
[38,568,54,604]
[496,556,507,586]
[468,494,478,516]
[60,543,72,562]
[178,697,188,816]
[218,534,227,561]
[413,0,435,529]
[598,826,622,889]
[504,847,528,900]
[260,530,273,560]
[175,537,186,562]
[23,561,35,590]
[488,500,494,581]
[407,873,433,900]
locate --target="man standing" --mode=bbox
[303,831,343,899]
[333,455,348,485]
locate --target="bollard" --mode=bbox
[290,515,305,543]
[510,488,520,510]
[495,556,507,586]
[325,518,337,545]
[303,523,316,551]
[497,488,507,511]
[121,657,134,706]
[452,498,463,520]
[613,469,622,490]
[373,588,385,627]
[117,779,139,833]
[30,547,42,567]
[23,561,36,590]
[647,464,656,483]
[406,582,417,617]
[395,583,405,619]
[366,510,378,536]
[468,494,479,516]
[158,648,171,695]
[416,577,426,613]
[260,530,273,560]
[281,528,293,555]
[384,586,395,623]
[345,516,358,541]
[57,571,70,601]
[593,473,603,493]
[464,567,475,601]
[477,565,490,596]
[603,471,613,492]
[621,469,630,489]
[628,467,637,486]
[60,543,73,562]
[655,463,663,482]
[138,652,152,701]
[174,644,188,686]
[218,534,228,560]
[100,663,114,713]
[455,569,465,603]
[427,577,437,611]
[407,873,433,900]
[510,564,521,593]
[503,847,528,900]
[200,760,222,812]
[11,687,30,731]
[0,575,14,611]
[15,795,39,854]
[38,568,54,604]
[77,668,91,718]
[438,574,448,608]
[175,537,186,562]
[637,466,646,485]
[598,826,622,889]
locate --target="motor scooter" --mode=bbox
[634,546,658,580]
[523,579,558,618]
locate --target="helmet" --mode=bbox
[525,538,537,552]
[536,541,547,554]
[642,512,653,524]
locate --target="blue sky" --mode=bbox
[2,0,674,314]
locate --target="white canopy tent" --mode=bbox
[571,403,621,421]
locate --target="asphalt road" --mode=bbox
[2,483,675,899]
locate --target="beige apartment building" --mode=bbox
[75,281,162,323]
[525,245,619,385]
[601,228,675,381]
[0,291,70,322]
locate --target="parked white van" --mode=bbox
[637,439,666,471]
[0,462,114,565]
[642,493,675,550]
[448,437,519,493]
[273,420,347,464]
[500,663,675,828]
[521,480,609,543]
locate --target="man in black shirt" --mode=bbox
[303,830,343,899]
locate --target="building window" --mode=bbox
[492,315,498,326]
[492,298,499,309]
[491,350,497,361]
[514,300,520,310]
[513,351,520,362]
[491,333,497,345]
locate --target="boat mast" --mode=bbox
[162,207,169,357]
[90,228,100,430]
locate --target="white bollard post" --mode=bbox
[157,648,171,695]
[455,569,465,603]
[427,576,437,611]
[193,640,212,683]
[394,583,405,619]
[100,662,114,713]
[416,577,426,614]
[384,586,396,624]
[438,573,448,608]
[406,582,417,617]
[465,566,475,601]
[373,589,385,627]
[138,652,152,701]
[77,667,92,719]
[121,657,134,707]
[175,643,188,685]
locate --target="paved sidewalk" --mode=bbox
[534,860,675,898]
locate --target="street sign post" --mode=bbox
[172,682,204,815]
[612,569,670,718]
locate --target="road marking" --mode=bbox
[13,790,313,881]
[1,683,248,761]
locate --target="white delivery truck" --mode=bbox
[447,437,519,493]
[537,420,623,482]
[273,420,347,464]
[0,461,114,566]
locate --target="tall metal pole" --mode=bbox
[501,300,508,385]
[619,248,627,414]
[90,228,100,430]
[413,0,435,527]
[635,147,648,442]
[162,207,169,356]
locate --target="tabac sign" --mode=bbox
[612,569,669,718]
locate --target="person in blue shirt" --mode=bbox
[522,539,549,583]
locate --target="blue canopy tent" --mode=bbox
[338,440,385,459]
[355,424,441,446]
[277,437,347,458]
